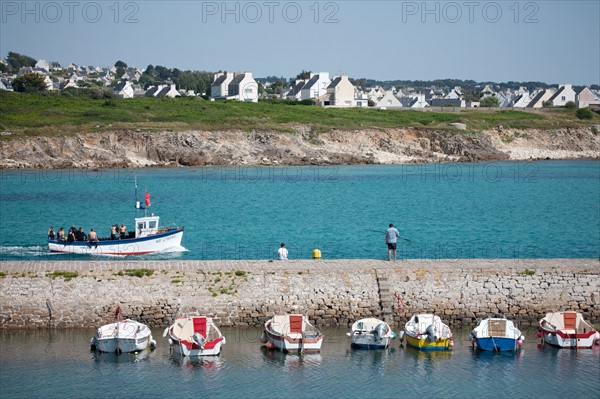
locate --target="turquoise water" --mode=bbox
[0,160,599,260]
[0,328,599,399]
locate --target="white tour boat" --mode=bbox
[47,180,184,256]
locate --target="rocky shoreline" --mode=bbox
[0,126,598,169]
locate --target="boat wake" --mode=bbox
[0,245,49,259]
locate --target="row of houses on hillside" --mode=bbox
[210,72,259,102]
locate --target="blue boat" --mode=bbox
[470,318,524,351]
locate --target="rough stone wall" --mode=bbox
[0,259,598,329]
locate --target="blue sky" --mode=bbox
[1,0,599,84]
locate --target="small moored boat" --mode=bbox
[399,314,453,351]
[262,314,323,353]
[165,316,226,357]
[470,317,524,351]
[347,318,396,349]
[538,311,599,349]
[90,306,155,355]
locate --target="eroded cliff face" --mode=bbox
[0,126,598,169]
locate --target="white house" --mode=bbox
[323,75,356,107]
[286,79,306,100]
[374,90,403,109]
[301,72,330,101]
[445,86,463,100]
[526,89,555,108]
[113,80,134,98]
[512,92,532,108]
[43,75,55,91]
[157,84,181,98]
[210,72,235,99]
[548,84,576,107]
[576,86,600,108]
[227,72,258,102]
[35,59,50,72]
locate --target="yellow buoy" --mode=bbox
[312,249,321,259]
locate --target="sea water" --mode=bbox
[0,328,599,399]
[1,160,598,261]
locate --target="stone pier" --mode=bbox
[0,259,598,329]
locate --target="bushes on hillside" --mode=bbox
[576,108,593,120]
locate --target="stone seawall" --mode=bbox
[0,259,598,329]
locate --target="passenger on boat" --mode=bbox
[88,228,98,248]
[119,224,127,239]
[48,227,55,240]
[57,227,65,241]
[67,230,76,243]
[110,225,118,240]
[75,227,87,241]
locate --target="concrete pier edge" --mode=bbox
[1,259,598,329]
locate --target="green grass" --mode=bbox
[114,268,154,278]
[517,268,536,276]
[1,91,594,139]
[46,271,79,281]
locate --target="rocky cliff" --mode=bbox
[0,126,598,169]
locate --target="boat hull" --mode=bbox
[471,318,523,351]
[475,337,519,351]
[405,334,451,351]
[265,329,323,353]
[91,321,154,353]
[169,336,224,357]
[48,228,183,256]
[540,328,597,348]
[350,337,392,350]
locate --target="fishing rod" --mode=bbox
[366,229,413,243]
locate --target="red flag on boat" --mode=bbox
[145,191,151,207]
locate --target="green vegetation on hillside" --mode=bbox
[0,91,596,140]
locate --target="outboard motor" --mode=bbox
[424,324,438,343]
[192,332,206,349]
[374,323,388,342]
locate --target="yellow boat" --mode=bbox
[399,314,453,351]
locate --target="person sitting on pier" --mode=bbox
[75,227,87,241]
[119,224,127,239]
[88,228,98,248]
[48,227,55,240]
[110,225,118,240]
[57,227,65,241]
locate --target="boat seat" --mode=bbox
[488,320,506,337]
[563,329,576,335]
[287,332,303,340]
[564,313,577,330]
[193,317,207,338]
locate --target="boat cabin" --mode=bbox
[135,215,160,238]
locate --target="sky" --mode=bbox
[1,0,599,84]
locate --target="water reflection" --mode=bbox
[260,346,322,369]
[169,353,225,370]
[92,349,151,363]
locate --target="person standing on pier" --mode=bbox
[386,223,400,261]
